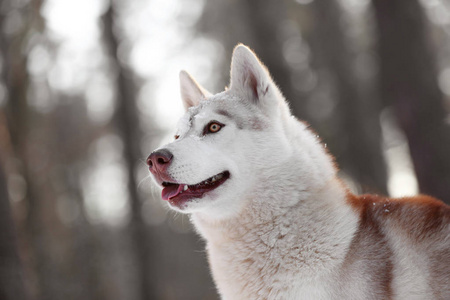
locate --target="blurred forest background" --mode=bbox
[0,0,449,299]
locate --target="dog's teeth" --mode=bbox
[183,185,188,191]
[210,174,223,183]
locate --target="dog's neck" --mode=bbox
[191,178,359,298]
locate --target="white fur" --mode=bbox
[150,45,449,299]
[158,45,357,298]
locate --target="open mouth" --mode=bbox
[161,171,230,206]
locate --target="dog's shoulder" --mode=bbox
[342,193,449,298]
[347,193,449,242]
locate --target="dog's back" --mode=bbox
[340,194,450,299]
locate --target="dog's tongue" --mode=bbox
[162,184,185,201]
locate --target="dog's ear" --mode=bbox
[229,44,280,109]
[179,70,212,111]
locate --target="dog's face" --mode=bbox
[148,45,294,218]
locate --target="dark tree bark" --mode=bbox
[0,163,28,300]
[51,101,104,300]
[102,3,156,300]
[0,1,53,298]
[372,0,450,203]
[306,0,388,194]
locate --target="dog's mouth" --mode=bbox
[161,171,230,206]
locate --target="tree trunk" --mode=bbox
[0,163,28,300]
[0,1,53,298]
[372,0,450,203]
[306,0,388,194]
[102,3,156,299]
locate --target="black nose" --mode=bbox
[147,149,173,171]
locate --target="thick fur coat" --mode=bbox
[148,45,450,299]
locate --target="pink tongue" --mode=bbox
[162,184,185,200]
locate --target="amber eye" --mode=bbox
[209,122,222,133]
[174,135,180,140]
[203,121,224,135]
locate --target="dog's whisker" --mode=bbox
[138,158,148,166]
[137,174,152,189]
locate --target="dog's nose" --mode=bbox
[147,149,173,172]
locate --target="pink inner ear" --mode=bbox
[248,71,258,100]
[243,62,259,102]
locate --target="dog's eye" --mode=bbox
[174,135,180,140]
[209,123,221,132]
[204,121,224,135]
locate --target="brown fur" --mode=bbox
[347,194,449,243]
[345,193,450,298]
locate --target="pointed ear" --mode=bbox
[179,70,212,111]
[229,44,278,108]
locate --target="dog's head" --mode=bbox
[148,45,330,219]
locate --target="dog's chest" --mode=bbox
[206,234,339,299]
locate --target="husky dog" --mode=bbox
[147,45,450,299]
